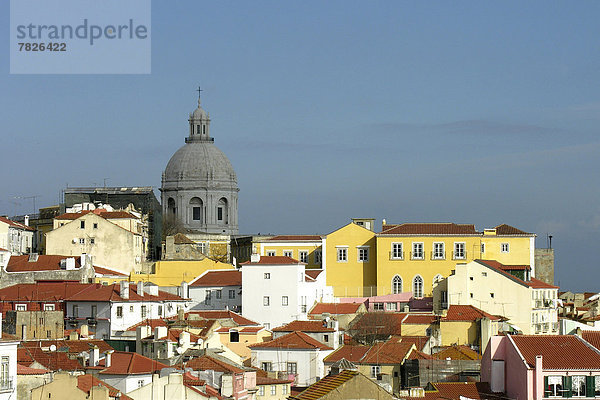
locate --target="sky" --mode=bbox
[1,1,599,291]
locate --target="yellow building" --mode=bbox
[438,304,500,351]
[257,235,323,269]
[376,223,535,298]
[324,222,377,297]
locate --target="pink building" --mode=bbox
[482,335,600,399]
[340,292,412,312]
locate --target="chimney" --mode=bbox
[180,331,190,347]
[89,346,100,367]
[137,281,144,297]
[66,257,76,270]
[105,350,113,368]
[250,253,260,263]
[120,281,130,300]
[154,326,167,340]
[21,324,27,340]
[177,307,185,321]
[535,355,543,400]
[80,324,89,337]
[180,281,189,298]
[24,215,30,226]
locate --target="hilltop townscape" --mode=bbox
[1,96,598,400]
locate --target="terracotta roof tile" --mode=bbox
[173,233,195,244]
[0,216,35,231]
[288,370,358,400]
[582,331,600,351]
[325,341,414,365]
[250,331,333,350]
[404,382,482,400]
[402,314,437,324]
[256,375,294,385]
[65,283,186,302]
[349,313,405,336]
[185,355,245,373]
[93,266,128,276]
[77,374,133,400]
[442,305,501,322]
[266,235,322,241]
[21,340,114,355]
[305,270,323,281]
[190,270,241,287]
[126,318,169,332]
[240,256,301,265]
[273,320,334,333]
[309,302,364,316]
[407,349,434,360]
[55,210,136,220]
[475,260,560,289]
[186,310,259,326]
[379,223,477,235]
[6,255,81,272]
[18,347,83,371]
[434,345,481,360]
[510,335,600,369]
[0,282,91,302]
[99,351,169,375]
[17,364,49,375]
[494,224,531,235]
[399,336,430,351]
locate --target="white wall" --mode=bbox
[101,373,153,394]
[0,340,18,400]
[189,285,242,311]
[251,348,332,387]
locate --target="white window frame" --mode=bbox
[282,296,288,306]
[454,242,466,260]
[391,242,403,260]
[264,273,270,280]
[283,250,293,258]
[263,296,270,306]
[229,289,235,299]
[357,246,369,262]
[43,304,55,311]
[392,275,402,294]
[413,275,424,298]
[258,386,265,396]
[336,246,348,262]
[314,250,322,264]
[501,243,510,253]
[432,242,445,260]
[271,385,276,395]
[16,304,27,311]
[266,250,276,257]
[411,242,424,260]
[371,365,381,378]
[298,250,308,263]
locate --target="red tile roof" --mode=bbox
[349,313,405,336]
[185,355,245,373]
[266,235,322,241]
[582,331,600,351]
[402,314,437,325]
[186,310,259,326]
[305,269,323,281]
[398,336,430,351]
[475,260,560,289]
[324,341,414,365]
[77,374,133,400]
[65,283,186,302]
[498,264,531,271]
[309,302,364,316]
[21,340,114,355]
[18,347,83,371]
[407,349,434,360]
[250,331,333,350]
[494,224,531,235]
[125,318,169,332]
[17,364,49,375]
[273,320,334,333]
[190,269,241,287]
[240,256,301,265]
[0,216,35,231]
[379,223,478,235]
[56,210,136,220]
[0,282,91,302]
[99,351,169,375]
[434,345,481,360]
[510,335,600,369]
[404,382,483,400]
[93,266,128,277]
[256,375,294,385]
[442,305,501,322]
[288,370,358,400]
[6,255,82,272]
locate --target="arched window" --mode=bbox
[189,197,203,223]
[167,198,176,216]
[413,275,424,298]
[392,275,403,294]
[217,198,228,224]
[433,274,443,285]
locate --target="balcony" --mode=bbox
[389,251,404,260]
[410,252,424,260]
[431,251,446,260]
[452,250,467,260]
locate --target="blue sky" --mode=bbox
[2,1,599,291]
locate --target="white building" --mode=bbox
[240,255,334,330]
[98,351,169,394]
[189,269,242,312]
[65,281,189,340]
[250,331,333,387]
[0,216,35,256]
[0,315,19,400]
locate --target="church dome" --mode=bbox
[163,141,237,185]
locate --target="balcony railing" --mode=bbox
[389,251,404,260]
[452,250,467,260]
[431,251,446,260]
[410,252,424,260]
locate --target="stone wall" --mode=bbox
[535,248,555,285]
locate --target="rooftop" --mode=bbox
[250,331,333,350]
[325,340,414,364]
[442,305,502,322]
[379,223,478,235]
[309,302,364,316]
[510,335,600,370]
[288,370,358,400]
[265,235,322,242]
[99,351,169,375]
[190,269,241,287]
[239,255,302,265]
[273,320,334,333]
[6,255,82,272]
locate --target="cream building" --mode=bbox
[46,210,146,272]
[441,259,559,335]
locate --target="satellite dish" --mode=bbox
[49,345,57,352]
[176,347,184,354]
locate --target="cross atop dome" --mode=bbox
[188,88,211,143]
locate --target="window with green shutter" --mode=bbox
[563,376,572,398]
[586,376,595,398]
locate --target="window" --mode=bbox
[480,243,485,254]
[264,273,270,280]
[116,306,123,318]
[271,385,276,395]
[299,250,308,263]
[205,290,211,305]
[282,385,288,395]
[229,330,239,343]
[501,243,510,253]
[43,304,55,311]
[546,376,563,397]
[138,380,145,388]
[594,376,600,396]
[391,242,403,259]
[263,296,270,306]
[373,303,384,311]
[93,223,98,229]
[386,302,397,311]
[357,247,369,262]
[490,293,495,298]
[141,305,147,318]
[482,272,487,277]
[158,305,162,316]
[454,242,466,259]
[266,250,276,257]
[572,375,586,397]
[216,290,222,299]
[287,362,297,375]
[336,247,347,262]
[324,334,329,342]
[283,250,293,258]
[229,289,235,299]
[282,296,288,306]
[371,365,381,378]
[91,305,97,317]
[413,275,424,298]
[258,386,265,396]
[264,323,270,330]
[314,250,322,264]
[392,275,402,294]
[0,357,9,390]
[130,305,134,312]
[80,221,85,229]
[261,362,272,372]
[412,242,424,259]
[433,242,445,259]
[89,238,95,244]
[72,305,78,317]
[79,238,85,244]
[192,207,201,221]
[217,207,223,221]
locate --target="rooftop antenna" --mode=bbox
[13,195,40,214]
[549,235,553,249]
